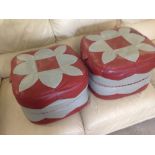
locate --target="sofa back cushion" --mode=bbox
[0,19,55,54]
[50,19,119,41]
[120,19,155,40]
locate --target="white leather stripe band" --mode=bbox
[90,72,151,87]
[89,76,150,96]
[22,86,89,122]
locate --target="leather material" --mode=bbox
[1,19,155,78]
[0,19,155,134]
[81,27,155,79]
[81,84,155,134]
[1,33,155,80]
[121,20,155,40]
[81,27,155,99]
[10,45,89,124]
[0,36,83,78]
[89,73,150,99]
[0,19,55,54]
[50,19,118,41]
[0,79,84,134]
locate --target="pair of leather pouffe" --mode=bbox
[10,27,155,124]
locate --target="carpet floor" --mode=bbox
[110,118,155,135]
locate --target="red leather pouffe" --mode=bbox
[10,45,89,124]
[81,27,155,99]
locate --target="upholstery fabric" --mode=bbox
[81,84,155,134]
[0,19,55,54]
[0,79,84,134]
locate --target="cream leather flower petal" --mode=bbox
[19,73,38,92]
[123,33,145,45]
[39,69,63,88]
[13,61,37,75]
[57,54,78,66]
[86,27,155,64]
[54,45,67,55]
[102,51,117,64]
[61,66,83,76]
[119,27,130,34]
[35,48,55,60]
[137,43,155,51]
[89,40,113,52]
[17,54,34,61]
[86,35,102,41]
[118,46,140,62]
[101,30,119,40]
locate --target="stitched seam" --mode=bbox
[90,76,150,88]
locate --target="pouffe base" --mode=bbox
[28,101,89,125]
[89,84,148,100]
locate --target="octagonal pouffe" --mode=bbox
[81,27,155,99]
[10,45,89,124]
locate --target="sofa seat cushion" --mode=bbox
[0,79,84,134]
[81,27,155,99]
[80,84,155,134]
[10,45,89,124]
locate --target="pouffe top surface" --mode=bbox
[81,27,155,80]
[11,45,88,109]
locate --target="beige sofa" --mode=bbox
[1,19,155,135]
